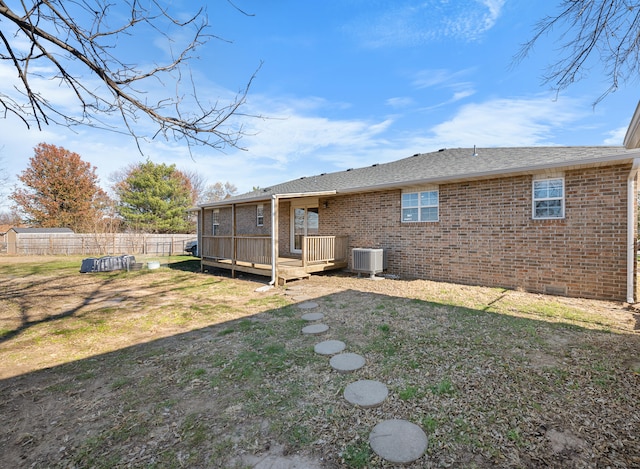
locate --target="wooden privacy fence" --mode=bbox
[3,233,195,256]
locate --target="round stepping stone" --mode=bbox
[344,380,388,408]
[297,301,318,309]
[314,339,346,355]
[369,420,428,464]
[301,312,324,321]
[302,323,329,335]
[329,352,365,373]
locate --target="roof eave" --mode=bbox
[196,190,337,208]
[624,101,640,149]
[337,151,640,195]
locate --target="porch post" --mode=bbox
[231,203,236,279]
[627,159,640,303]
[199,207,204,272]
[302,236,307,268]
[270,195,278,285]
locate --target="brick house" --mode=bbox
[195,107,640,302]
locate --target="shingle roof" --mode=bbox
[10,227,74,234]
[205,146,640,206]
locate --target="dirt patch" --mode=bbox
[1,258,639,468]
[236,444,329,468]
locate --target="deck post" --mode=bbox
[271,195,279,284]
[231,204,236,278]
[301,236,307,268]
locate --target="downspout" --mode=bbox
[627,158,640,303]
[269,195,277,285]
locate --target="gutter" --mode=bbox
[269,195,277,286]
[627,158,640,303]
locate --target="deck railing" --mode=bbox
[202,234,347,268]
[202,235,271,265]
[236,236,272,265]
[302,235,349,267]
[202,236,234,260]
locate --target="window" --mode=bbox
[402,190,438,222]
[257,204,264,226]
[533,178,564,219]
[212,209,220,235]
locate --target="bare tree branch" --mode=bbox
[0,0,259,150]
[516,0,640,104]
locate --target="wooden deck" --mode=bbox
[201,256,348,284]
[200,235,348,285]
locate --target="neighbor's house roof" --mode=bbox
[200,146,640,207]
[8,227,74,234]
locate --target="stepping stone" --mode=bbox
[301,312,324,321]
[344,380,388,408]
[369,420,428,465]
[314,340,346,355]
[329,353,365,373]
[302,324,329,335]
[297,301,319,309]
[292,295,313,302]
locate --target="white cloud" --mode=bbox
[410,68,476,109]
[422,97,583,148]
[603,126,627,146]
[348,0,507,48]
[386,97,415,108]
[452,90,476,101]
[477,0,506,31]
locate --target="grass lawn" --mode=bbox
[0,255,639,468]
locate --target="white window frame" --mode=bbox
[212,209,220,235]
[256,204,264,226]
[402,190,439,222]
[532,178,565,219]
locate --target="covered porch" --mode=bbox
[200,234,349,284]
[196,192,349,284]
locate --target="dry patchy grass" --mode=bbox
[0,256,639,468]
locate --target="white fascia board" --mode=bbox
[197,190,336,208]
[624,101,640,149]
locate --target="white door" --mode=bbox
[292,206,318,254]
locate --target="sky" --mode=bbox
[1,0,638,209]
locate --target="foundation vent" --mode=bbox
[543,285,568,296]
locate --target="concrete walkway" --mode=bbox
[297,291,428,465]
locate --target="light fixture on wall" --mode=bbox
[323,201,329,209]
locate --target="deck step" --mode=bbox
[278,267,311,285]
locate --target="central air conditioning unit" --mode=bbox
[352,248,386,279]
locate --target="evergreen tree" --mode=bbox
[115,161,195,233]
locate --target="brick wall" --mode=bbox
[320,163,634,301]
[279,201,292,257]
[235,204,271,236]
[202,205,271,236]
